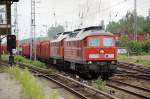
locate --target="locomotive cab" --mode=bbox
[85,35,117,63]
[83,35,117,79]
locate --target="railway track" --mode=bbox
[115,73,150,81]
[106,79,150,99]
[118,62,150,74]
[2,61,150,99]
[4,62,118,99]
[117,62,150,81]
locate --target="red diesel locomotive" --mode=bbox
[21,26,117,79]
[63,26,117,79]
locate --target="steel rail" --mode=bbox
[115,73,150,81]
[56,74,119,99]
[107,80,150,99]
[11,61,119,99]
[110,79,150,92]
[118,62,150,74]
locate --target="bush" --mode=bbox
[143,40,150,53]
[118,36,131,47]
[118,36,150,55]
[128,41,143,55]
[95,77,106,91]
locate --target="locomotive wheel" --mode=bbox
[79,73,93,80]
[101,73,109,80]
[63,61,70,71]
[90,73,100,79]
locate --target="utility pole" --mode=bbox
[98,0,102,24]
[65,21,68,31]
[14,2,19,52]
[134,0,137,41]
[30,0,36,60]
[53,10,57,27]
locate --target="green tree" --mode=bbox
[144,10,150,36]
[128,41,143,55]
[143,40,150,53]
[106,11,147,34]
[48,25,65,38]
[118,36,131,47]
[106,21,120,33]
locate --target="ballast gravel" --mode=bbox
[0,73,21,99]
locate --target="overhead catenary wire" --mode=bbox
[88,0,128,17]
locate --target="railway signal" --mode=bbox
[7,35,16,66]
[7,35,16,51]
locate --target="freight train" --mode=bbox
[3,26,118,79]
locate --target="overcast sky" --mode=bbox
[11,0,150,40]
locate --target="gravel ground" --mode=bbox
[111,75,150,90]
[0,73,21,99]
[38,77,80,99]
[131,55,150,61]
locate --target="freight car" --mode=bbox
[22,43,30,57]
[40,41,50,61]
[21,26,117,80]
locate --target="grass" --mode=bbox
[1,66,61,99]
[15,55,46,68]
[50,90,59,99]
[4,66,45,99]
[95,77,106,91]
[118,54,150,67]
[1,54,9,61]
[1,54,46,68]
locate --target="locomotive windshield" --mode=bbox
[103,38,114,46]
[89,38,100,46]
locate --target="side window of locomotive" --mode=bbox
[89,38,100,46]
[103,38,114,46]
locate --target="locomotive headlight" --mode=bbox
[100,49,104,54]
[105,54,114,58]
[88,61,92,64]
[111,61,116,64]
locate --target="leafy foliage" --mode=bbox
[127,40,143,55]
[95,77,106,91]
[118,36,131,47]
[144,11,150,35]
[118,36,150,55]
[106,11,150,35]
[143,40,150,53]
[48,25,65,39]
